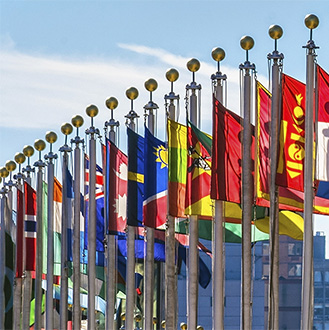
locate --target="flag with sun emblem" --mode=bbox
[143,126,168,229]
[185,120,214,218]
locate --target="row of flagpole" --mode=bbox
[0,13,321,330]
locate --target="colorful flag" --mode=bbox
[127,128,144,227]
[143,126,168,229]
[24,181,37,271]
[16,187,24,278]
[167,119,187,218]
[185,120,213,218]
[211,97,248,203]
[106,139,128,234]
[84,155,105,252]
[54,178,62,275]
[276,74,306,191]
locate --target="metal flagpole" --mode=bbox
[267,25,284,330]
[59,123,73,330]
[44,132,58,330]
[13,153,27,330]
[125,87,139,330]
[301,14,319,330]
[0,167,9,330]
[71,115,84,330]
[211,47,227,330]
[143,78,159,330]
[186,58,201,330]
[33,139,46,330]
[104,97,119,330]
[164,68,179,330]
[85,105,99,330]
[239,36,255,330]
[21,145,35,330]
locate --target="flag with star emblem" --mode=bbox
[143,126,168,229]
[185,120,213,218]
[106,139,128,234]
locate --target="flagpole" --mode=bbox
[21,145,35,330]
[267,25,283,330]
[164,68,179,330]
[301,14,319,330]
[85,105,99,330]
[143,78,159,330]
[33,139,46,330]
[71,115,84,330]
[186,58,201,330]
[59,123,73,330]
[211,47,226,330]
[125,87,139,330]
[43,132,58,330]
[104,97,119,330]
[13,153,26,330]
[239,36,255,330]
[0,167,9,330]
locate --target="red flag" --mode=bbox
[16,187,24,278]
[211,97,254,203]
[24,182,37,271]
[276,74,306,191]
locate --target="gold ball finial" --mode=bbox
[212,47,225,62]
[45,131,58,144]
[240,36,254,50]
[180,322,187,330]
[71,115,84,128]
[0,167,9,178]
[269,25,283,40]
[34,139,46,152]
[126,87,139,100]
[23,145,34,158]
[15,152,26,165]
[161,320,166,328]
[152,317,158,325]
[187,58,200,72]
[86,104,99,118]
[144,78,158,92]
[305,14,319,30]
[197,326,204,330]
[106,97,119,110]
[166,68,179,82]
[61,123,73,136]
[134,314,142,322]
[5,160,16,172]
[120,312,126,321]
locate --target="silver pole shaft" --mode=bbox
[106,128,116,330]
[22,175,32,330]
[60,152,69,329]
[144,110,155,330]
[0,190,6,330]
[165,102,177,330]
[213,82,225,330]
[73,145,81,330]
[301,50,315,330]
[268,58,280,330]
[35,166,44,330]
[241,71,252,330]
[88,134,97,330]
[46,160,55,330]
[188,91,199,330]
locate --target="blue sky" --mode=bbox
[1,1,329,251]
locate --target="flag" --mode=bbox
[84,154,105,252]
[256,81,329,214]
[167,119,187,218]
[276,74,306,191]
[25,181,37,271]
[16,187,24,278]
[185,120,213,218]
[143,126,168,229]
[54,178,62,275]
[211,96,245,203]
[127,128,144,227]
[106,139,128,234]
[316,65,329,181]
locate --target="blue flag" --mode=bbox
[127,128,144,227]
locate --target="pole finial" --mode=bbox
[45,131,58,144]
[305,14,319,30]
[71,115,84,128]
[61,123,73,136]
[0,167,9,179]
[15,152,26,165]
[268,25,283,40]
[240,36,254,51]
[34,139,46,152]
[23,145,34,158]
[5,160,16,172]
[126,87,139,100]
[166,68,179,82]
[106,97,119,110]
[187,58,200,73]
[86,104,99,118]
[211,47,225,62]
[145,79,158,92]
